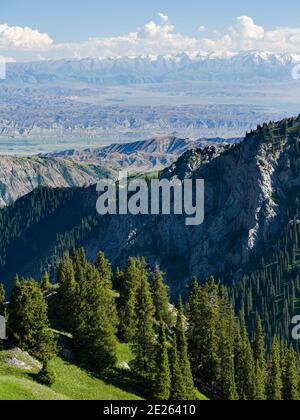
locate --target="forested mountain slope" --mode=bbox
[1,116,300,344]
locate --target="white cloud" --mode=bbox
[140,14,174,39]
[158,13,169,24]
[2,14,300,61]
[0,23,53,50]
[196,16,300,54]
[230,16,264,40]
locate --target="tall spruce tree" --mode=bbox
[113,267,124,292]
[196,278,221,395]
[41,272,51,293]
[169,335,187,400]
[56,257,77,332]
[131,268,156,380]
[8,277,57,362]
[186,277,201,370]
[95,251,118,330]
[153,322,171,400]
[218,289,238,400]
[282,345,299,400]
[119,258,142,342]
[234,312,255,400]
[267,337,283,400]
[151,267,174,327]
[252,316,267,400]
[72,263,118,371]
[95,251,113,287]
[55,251,118,371]
[0,283,5,350]
[175,299,195,400]
[0,283,5,315]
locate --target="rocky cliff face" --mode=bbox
[82,117,300,290]
[0,156,110,207]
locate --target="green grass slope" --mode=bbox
[0,344,207,400]
[0,344,143,401]
[0,376,68,400]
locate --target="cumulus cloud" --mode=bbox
[54,13,199,59]
[0,23,53,50]
[2,14,300,61]
[61,15,300,57]
[196,16,300,54]
[230,16,264,40]
[158,13,169,24]
[207,16,300,54]
[140,14,175,39]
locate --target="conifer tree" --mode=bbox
[253,316,267,400]
[254,360,267,401]
[72,263,118,371]
[56,258,77,331]
[0,283,5,349]
[95,251,113,287]
[175,299,195,400]
[218,289,238,400]
[119,258,142,342]
[0,283,5,315]
[153,322,171,400]
[151,267,174,327]
[55,251,118,371]
[196,278,221,394]
[186,277,199,316]
[8,277,57,362]
[72,248,87,272]
[186,277,201,368]
[113,267,124,292]
[131,269,156,380]
[169,335,187,400]
[95,251,118,330]
[41,272,51,292]
[253,316,265,364]
[234,312,255,400]
[267,337,283,400]
[282,345,299,400]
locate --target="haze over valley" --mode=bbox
[0,51,297,153]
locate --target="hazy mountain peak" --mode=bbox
[5,50,300,86]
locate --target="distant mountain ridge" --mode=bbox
[0,136,231,206]
[0,103,281,140]
[0,156,111,207]
[4,51,300,86]
[45,136,234,171]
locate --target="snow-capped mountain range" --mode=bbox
[4,51,300,86]
[0,50,296,144]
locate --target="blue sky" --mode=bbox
[2,0,300,42]
[1,0,300,61]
